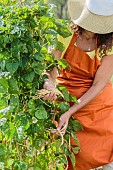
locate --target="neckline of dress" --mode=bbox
[74,41,95,53]
[72,33,98,55]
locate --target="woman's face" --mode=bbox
[70,22,96,39]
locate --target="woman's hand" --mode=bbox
[43,78,55,90]
[43,78,57,102]
[57,112,71,135]
[70,21,78,33]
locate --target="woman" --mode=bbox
[43,0,113,169]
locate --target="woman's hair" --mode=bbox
[77,26,113,57]
[97,33,113,57]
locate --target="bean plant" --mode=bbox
[0,0,82,169]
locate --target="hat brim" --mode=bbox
[68,0,85,20]
[68,0,113,34]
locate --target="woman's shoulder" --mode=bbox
[56,33,73,57]
[57,33,73,49]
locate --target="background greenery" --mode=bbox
[47,0,69,19]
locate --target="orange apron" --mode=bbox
[57,33,113,170]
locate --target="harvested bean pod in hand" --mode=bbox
[33,88,64,100]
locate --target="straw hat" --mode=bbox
[68,0,113,34]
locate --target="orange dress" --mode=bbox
[56,33,113,170]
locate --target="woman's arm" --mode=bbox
[43,49,62,101]
[57,54,113,134]
[44,49,62,82]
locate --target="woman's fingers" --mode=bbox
[58,123,68,132]
[43,91,57,101]
[43,79,55,90]
[56,112,70,135]
[43,81,54,90]
[43,78,57,101]
[43,93,50,100]
[50,92,57,101]
[57,120,68,135]
[60,124,68,135]
[70,21,78,33]
[57,124,67,136]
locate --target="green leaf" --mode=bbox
[0,99,7,110]
[31,61,39,68]
[7,159,14,168]
[0,53,5,59]
[72,119,83,131]
[70,152,76,167]
[35,105,47,119]
[72,146,80,155]
[0,59,5,70]
[6,61,19,74]
[70,96,78,103]
[59,102,70,112]
[28,99,35,109]
[8,78,19,94]
[25,72,35,82]
[54,41,65,52]
[57,27,72,38]
[19,162,27,170]
[58,86,70,102]
[46,28,57,36]
[0,118,7,126]
[0,78,8,93]
[10,95,19,107]
[33,64,45,74]
[34,164,42,170]
[30,19,37,29]
[34,52,42,61]
[51,139,61,152]
[59,155,68,165]
[58,59,70,69]
[71,131,80,147]
[41,47,48,54]
[0,145,7,156]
